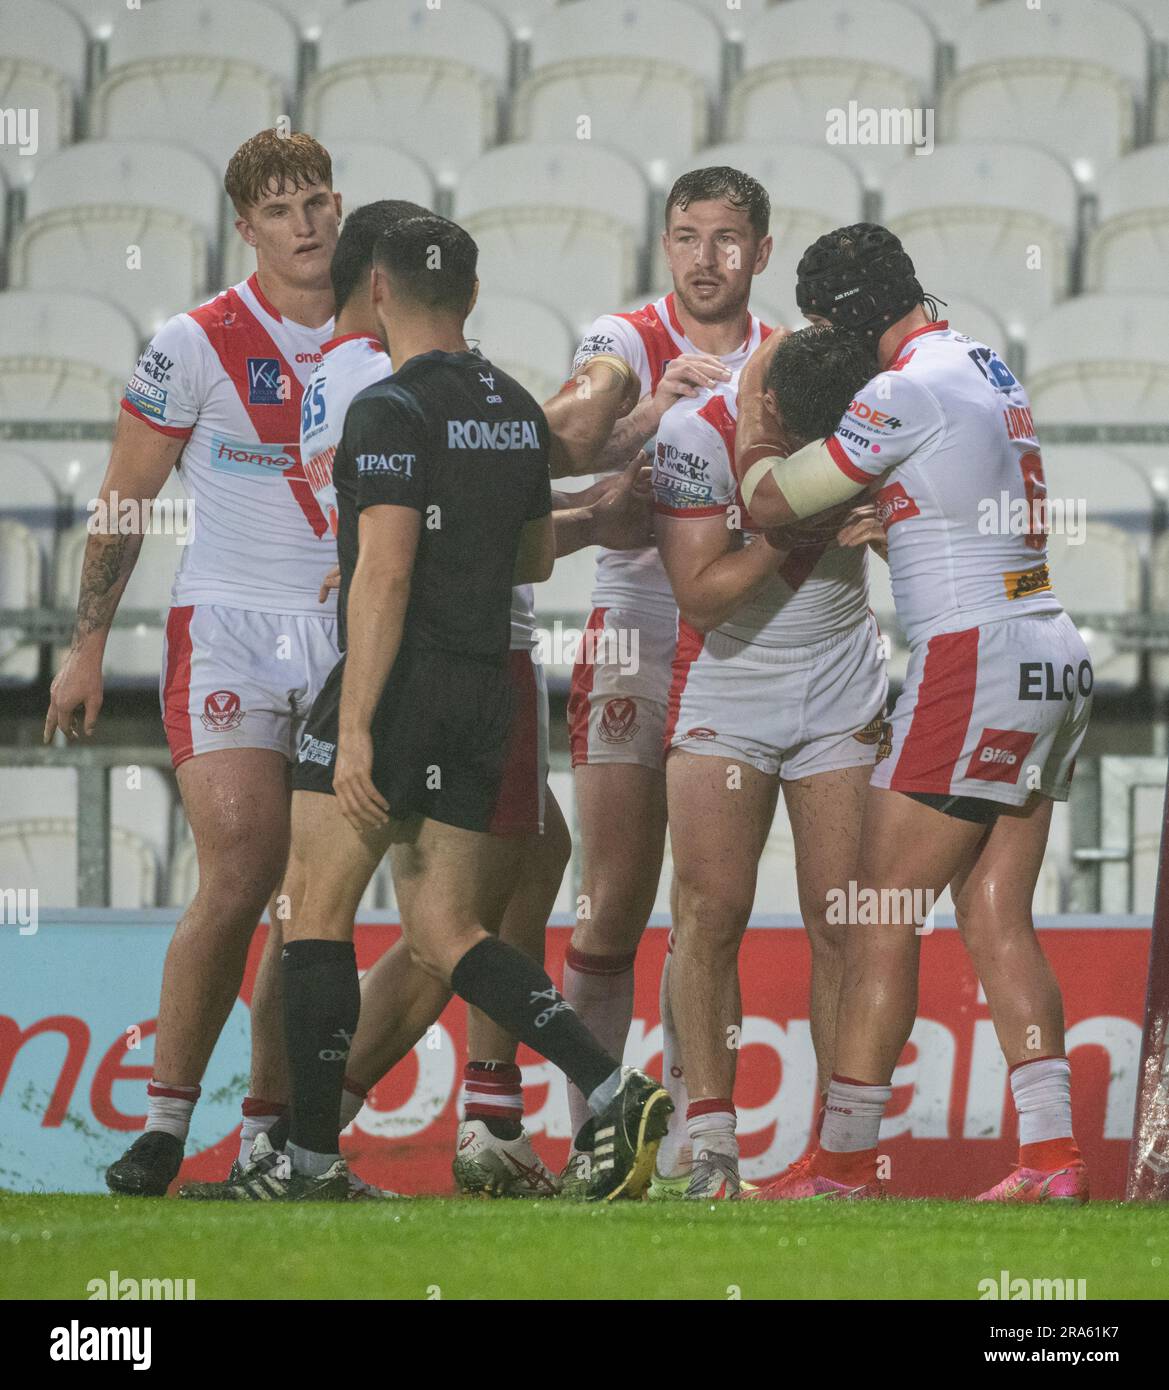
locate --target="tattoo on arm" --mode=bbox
[71,531,143,645]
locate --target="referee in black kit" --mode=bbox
[236,214,671,1203]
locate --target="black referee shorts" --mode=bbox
[292,645,513,834]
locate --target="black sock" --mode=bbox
[282,938,360,1158]
[450,937,618,1100]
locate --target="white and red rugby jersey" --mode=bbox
[121,273,336,615]
[300,334,541,652]
[826,322,1062,648]
[571,292,773,618]
[653,376,868,647]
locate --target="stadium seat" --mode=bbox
[92,0,298,170]
[728,0,938,186]
[0,516,41,685]
[0,765,179,877]
[514,0,723,174]
[480,0,561,39]
[0,820,158,909]
[45,0,129,39]
[655,143,865,323]
[466,291,576,404]
[304,0,511,185]
[893,0,981,42]
[1047,521,1141,691]
[0,448,57,574]
[0,0,86,184]
[882,143,1079,336]
[943,0,1147,175]
[9,141,216,338]
[221,140,438,286]
[937,297,1011,359]
[261,0,350,37]
[1085,146,1169,295]
[1114,0,1169,40]
[1026,294,1169,493]
[0,290,134,503]
[453,142,649,328]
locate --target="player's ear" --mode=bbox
[762,387,780,420]
[235,214,258,249]
[466,276,480,317]
[753,234,773,275]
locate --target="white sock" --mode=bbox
[820,1076,892,1153]
[239,1097,286,1166]
[1010,1056,1073,1147]
[562,944,636,1141]
[687,1101,737,1162]
[655,932,691,1176]
[145,1080,200,1142]
[287,1141,339,1177]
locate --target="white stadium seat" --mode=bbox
[0,821,158,909]
[46,0,133,39]
[481,0,561,38]
[656,143,865,324]
[0,447,57,571]
[729,0,938,186]
[10,141,215,337]
[1114,0,1169,41]
[0,290,136,502]
[883,142,1079,336]
[893,0,981,42]
[261,0,349,37]
[465,291,577,404]
[92,0,298,169]
[944,0,1147,175]
[0,516,42,685]
[0,0,86,184]
[936,297,1010,358]
[1085,146,1169,295]
[454,142,648,328]
[1027,294,1169,495]
[305,0,511,184]
[515,0,723,173]
[221,140,438,286]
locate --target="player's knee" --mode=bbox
[803,909,847,958]
[192,862,280,929]
[570,881,653,954]
[674,887,751,953]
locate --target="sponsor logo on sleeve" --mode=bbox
[964,728,1037,784]
[571,333,617,373]
[209,436,298,477]
[247,357,284,405]
[653,439,716,505]
[136,348,174,384]
[874,482,920,530]
[356,453,414,477]
[124,374,168,420]
[1003,562,1052,600]
[846,400,903,432]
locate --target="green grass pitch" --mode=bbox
[2,1195,1168,1300]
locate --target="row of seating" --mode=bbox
[3,0,1167,188]
[1,132,1166,339]
[0,763,1089,916]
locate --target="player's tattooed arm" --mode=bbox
[657,510,785,633]
[45,411,185,742]
[544,355,642,478]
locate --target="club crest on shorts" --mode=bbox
[598,697,639,743]
[200,689,243,732]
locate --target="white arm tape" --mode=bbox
[740,439,865,520]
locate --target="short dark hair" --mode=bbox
[372,214,478,314]
[766,326,878,444]
[330,200,430,309]
[665,166,770,237]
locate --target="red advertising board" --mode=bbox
[170,920,1149,1200]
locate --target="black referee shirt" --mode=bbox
[332,350,552,657]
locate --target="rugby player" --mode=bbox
[652,329,888,1198]
[225,215,670,1201]
[44,131,344,1197]
[561,167,781,1195]
[735,226,1093,1202]
[213,200,655,1199]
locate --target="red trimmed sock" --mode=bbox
[464,1061,523,1140]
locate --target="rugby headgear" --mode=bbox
[796,223,928,344]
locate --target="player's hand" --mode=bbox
[318,566,341,604]
[589,453,654,550]
[837,504,888,561]
[333,729,389,831]
[650,353,732,422]
[43,646,105,742]
[765,499,858,550]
